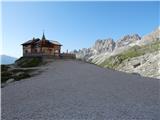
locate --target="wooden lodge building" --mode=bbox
[22,33,62,57]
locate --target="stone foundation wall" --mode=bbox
[60,53,76,59]
[23,53,76,59]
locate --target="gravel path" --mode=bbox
[2,60,160,120]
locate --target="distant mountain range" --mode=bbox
[0,55,17,64]
[72,27,160,79]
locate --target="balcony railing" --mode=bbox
[23,53,76,59]
[23,53,59,56]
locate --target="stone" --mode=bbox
[1,83,6,88]
[133,62,141,68]
[6,78,14,84]
[15,72,25,76]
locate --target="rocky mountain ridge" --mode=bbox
[74,33,143,61]
[0,55,17,64]
[73,27,160,79]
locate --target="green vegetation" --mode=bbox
[15,57,43,67]
[1,57,46,87]
[1,65,11,83]
[13,72,30,81]
[1,65,10,71]
[1,57,43,85]
[1,64,35,84]
[1,65,36,83]
[1,71,12,83]
[100,41,160,69]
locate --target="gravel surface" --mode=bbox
[1,60,160,120]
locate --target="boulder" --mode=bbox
[15,72,25,76]
[6,78,14,84]
[133,62,141,68]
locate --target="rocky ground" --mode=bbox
[2,60,160,120]
[1,57,50,88]
[116,51,160,79]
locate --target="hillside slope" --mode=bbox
[100,41,160,78]
[73,27,160,79]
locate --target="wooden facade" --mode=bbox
[22,33,62,57]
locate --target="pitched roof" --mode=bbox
[50,40,62,46]
[22,40,33,45]
[22,37,62,46]
[21,38,40,45]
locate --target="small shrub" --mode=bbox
[16,57,43,67]
[1,71,12,83]
[13,72,30,81]
[11,69,34,73]
[1,65,10,71]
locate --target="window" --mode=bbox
[35,49,37,53]
[55,50,58,53]
[25,50,28,53]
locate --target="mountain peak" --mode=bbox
[73,27,159,63]
[116,34,141,47]
[141,27,160,44]
[92,38,116,53]
[0,55,17,64]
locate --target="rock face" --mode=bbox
[139,27,160,45]
[75,38,116,60]
[75,48,92,60]
[74,34,141,61]
[73,27,160,79]
[116,34,141,47]
[92,38,116,53]
[116,51,160,79]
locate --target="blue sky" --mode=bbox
[1,1,159,58]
